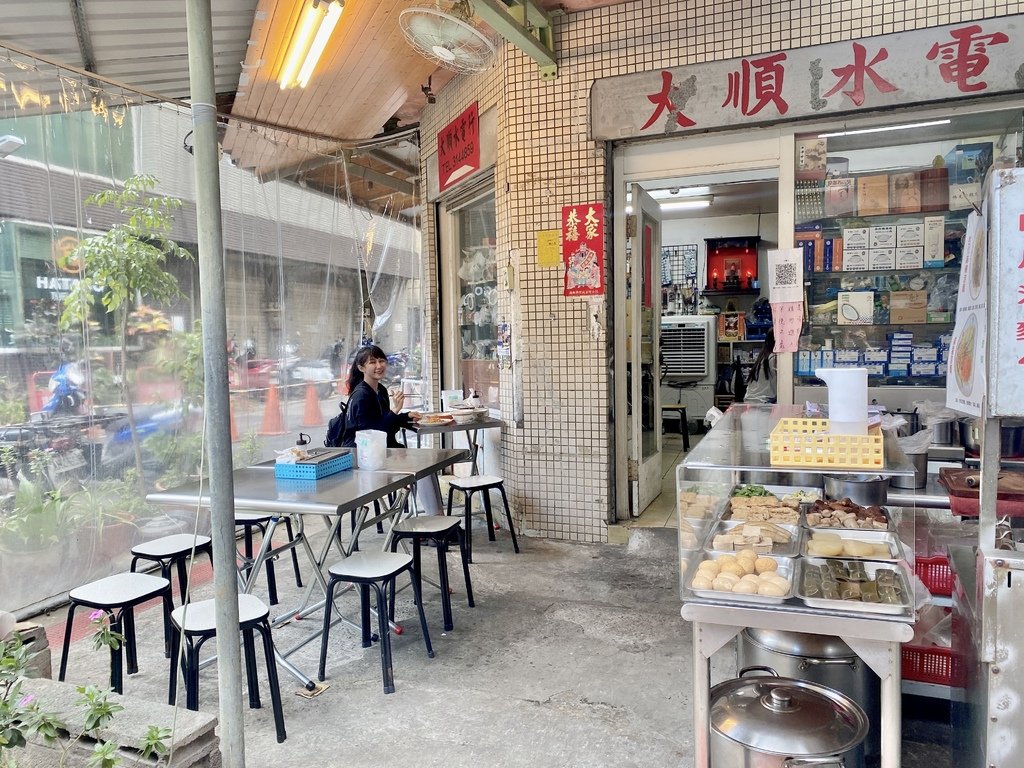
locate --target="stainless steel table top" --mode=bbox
[406,416,504,437]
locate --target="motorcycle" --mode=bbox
[97,404,200,482]
[43,361,87,416]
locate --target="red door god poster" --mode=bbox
[562,203,605,297]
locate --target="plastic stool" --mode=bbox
[59,572,173,694]
[235,512,303,604]
[445,475,519,563]
[318,551,434,694]
[389,515,474,631]
[169,594,286,743]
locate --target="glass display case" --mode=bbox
[793,109,1022,389]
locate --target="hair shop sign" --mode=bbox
[591,16,1024,141]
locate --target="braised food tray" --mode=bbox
[803,529,900,561]
[705,520,802,558]
[687,553,795,606]
[796,557,911,615]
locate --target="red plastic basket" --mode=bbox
[901,643,964,687]
[915,555,954,596]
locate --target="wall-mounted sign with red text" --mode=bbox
[437,102,480,192]
[562,203,605,297]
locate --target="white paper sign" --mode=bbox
[768,248,804,304]
[946,211,987,416]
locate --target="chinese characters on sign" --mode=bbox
[437,102,480,192]
[946,213,987,416]
[562,203,605,297]
[536,229,562,268]
[767,248,804,353]
[591,17,1021,139]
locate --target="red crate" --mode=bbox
[901,643,964,687]
[915,555,953,596]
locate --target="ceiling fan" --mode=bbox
[399,1,497,74]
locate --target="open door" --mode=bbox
[627,184,663,515]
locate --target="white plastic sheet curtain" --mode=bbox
[0,46,425,615]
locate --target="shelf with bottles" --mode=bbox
[795,322,952,383]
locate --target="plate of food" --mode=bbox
[418,413,455,426]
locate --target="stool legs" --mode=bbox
[481,490,497,542]
[496,484,520,554]
[253,619,287,743]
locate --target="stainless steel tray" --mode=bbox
[687,554,795,606]
[802,529,901,561]
[802,504,895,532]
[763,484,823,504]
[678,518,712,551]
[795,557,911,615]
[705,520,802,558]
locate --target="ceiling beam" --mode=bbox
[471,0,557,79]
[69,0,100,89]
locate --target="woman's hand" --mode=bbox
[408,411,422,422]
[390,389,405,413]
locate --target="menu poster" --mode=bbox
[537,229,561,268]
[946,211,987,416]
[767,248,804,352]
[562,203,605,297]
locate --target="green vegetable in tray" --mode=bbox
[731,484,774,498]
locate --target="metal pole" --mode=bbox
[184,1,245,765]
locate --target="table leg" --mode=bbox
[692,630,710,768]
[880,642,902,768]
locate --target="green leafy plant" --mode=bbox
[60,175,195,494]
[0,476,78,552]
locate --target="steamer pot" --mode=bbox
[738,630,880,766]
[823,474,888,507]
[710,668,868,768]
[958,417,1024,457]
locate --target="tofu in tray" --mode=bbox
[796,558,911,615]
[726,489,801,525]
[804,497,893,530]
[804,529,900,561]
[678,517,711,550]
[677,481,733,520]
[707,520,802,557]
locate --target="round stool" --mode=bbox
[318,551,434,694]
[389,515,474,632]
[169,594,286,743]
[445,475,520,563]
[59,572,173,694]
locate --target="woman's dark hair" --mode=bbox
[346,344,387,393]
[749,329,775,382]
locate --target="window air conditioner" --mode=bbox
[661,315,716,384]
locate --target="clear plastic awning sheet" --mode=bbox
[0,47,425,615]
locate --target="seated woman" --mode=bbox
[342,345,420,447]
[742,329,777,404]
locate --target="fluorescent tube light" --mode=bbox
[625,195,713,214]
[817,119,950,139]
[279,1,344,89]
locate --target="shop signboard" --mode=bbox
[985,168,1024,417]
[562,203,604,297]
[437,101,480,193]
[591,16,1024,140]
[946,212,987,416]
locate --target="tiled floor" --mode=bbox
[628,431,694,529]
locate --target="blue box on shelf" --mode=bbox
[274,448,353,480]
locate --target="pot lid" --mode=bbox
[743,628,855,659]
[710,675,867,756]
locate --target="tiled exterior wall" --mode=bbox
[420,0,1024,544]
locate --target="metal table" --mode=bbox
[147,447,467,688]
[405,417,503,475]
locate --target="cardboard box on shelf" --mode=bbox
[896,223,924,247]
[869,225,897,248]
[895,247,924,270]
[843,249,869,271]
[889,172,922,214]
[856,173,890,216]
[918,167,950,212]
[868,248,896,270]
[923,216,946,267]
[837,291,874,325]
[824,177,857,217]
[890,290,928,324]
[843,227,870,249]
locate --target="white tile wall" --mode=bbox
[420,0,1023,543]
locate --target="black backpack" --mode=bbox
[324,400,348,447]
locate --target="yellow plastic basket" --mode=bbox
[769,418,884,469]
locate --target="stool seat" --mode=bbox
[169,594,286,743]
[660,404,691,451]
[60,572,173,695]
[327,551,412,582]
[131,533,211,560]
[393,516,462,535]
[69,572,169,606]
[447,474,503,490]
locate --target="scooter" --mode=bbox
[43,361,87,416]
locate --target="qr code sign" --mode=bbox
[774,262,798,287]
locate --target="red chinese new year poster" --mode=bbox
[562,203,605,297]
[437,102,480,192]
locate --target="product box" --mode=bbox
[824,177,857,217]
[911,362,938,377]
[888,364,910,378]
[918,167,950,212]
[927,309,954,323]
[864,363,886,377]
[937,362,948,377]
[945,142,992,211]
[837,292,873,325]
[869,225,897,248]
[889,353,913,365]
[912,346,940,362]
[833,348,862,363]
[817,349,835,368]
[889,171,921,214]
[857,173,891,216]
[868,248,896,270]
[887,331,914,342]
[797,350,814,376]
[843,227,870,250]
[889,290,928,324]
[842,249,869,271]
[938,332,953,347]
[895,246,924,270]
[863,349,889,363]
[896,223,924,248]
[797,239,816,272]
[923,216,945,268]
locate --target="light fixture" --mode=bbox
[0,135,25,158]
[279,0,344,89]
[647,186,711,200]
[625,195,713,214]
[817,119,950,139]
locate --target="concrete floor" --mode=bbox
[30,437,952,767]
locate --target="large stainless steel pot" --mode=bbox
[710,668,868,768]
[822,474,888,506]
[958,417,1024,457]
[738,630,880,767]
[930,418,956,446]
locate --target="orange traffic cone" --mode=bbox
[301,383,324,427]
[258,384,286,436]
[229,398,240,442]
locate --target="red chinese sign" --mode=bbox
[437,102,480,192]
[562,203,605,297]
[592,17,1022,140]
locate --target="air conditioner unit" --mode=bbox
[661,314,716,385]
